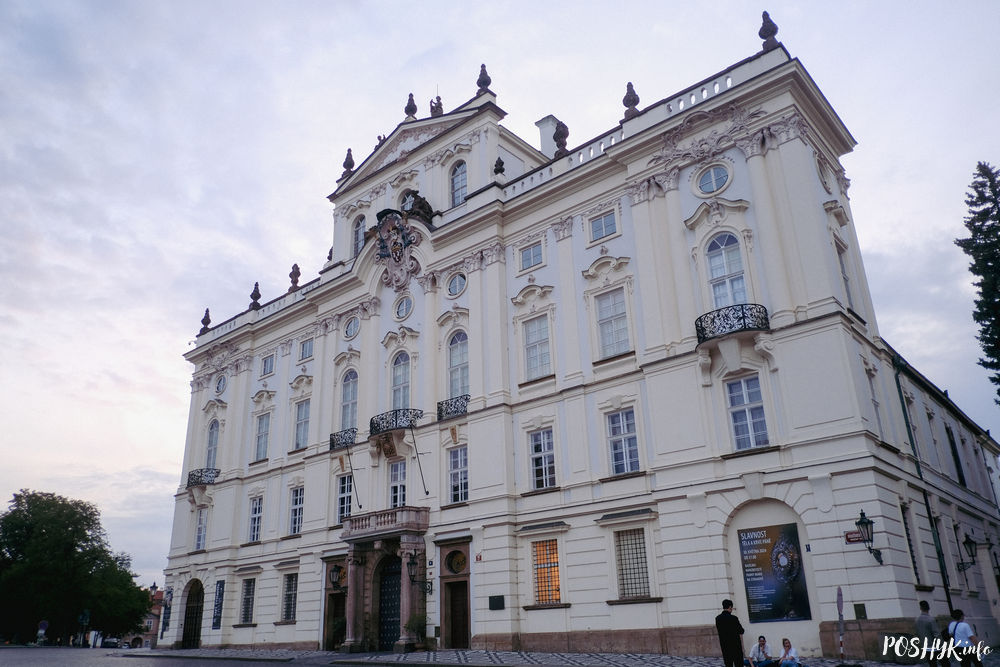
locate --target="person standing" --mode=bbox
[915,601,940,667]
[948,609,979,667]
[716,598,746,667]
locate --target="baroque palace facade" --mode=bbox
[162,18,1000,658]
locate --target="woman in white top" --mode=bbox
[778,638,798,667]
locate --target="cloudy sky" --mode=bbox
[2,1,998,588]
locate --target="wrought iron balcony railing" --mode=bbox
[695,303,769,344]
[330,428,358,450]
[341,506,430,541]
[369,408,423,437]
[437,394,470,421]
[186,468,220,488]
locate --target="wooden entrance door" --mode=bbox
[445,580,469,648]
[324,592,346,650]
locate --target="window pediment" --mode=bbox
[581,256,630,282]
[511,284,554,308]
[437,305,469,330]
[334,348,361,368]
[252,390,276,407]
[289,374,313,395]
[382,326,420,350]
[202,398,227,414]
[684,197,750,231]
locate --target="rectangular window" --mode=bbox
[254,413,270,461]
[945,425,967,486]
[299,338,313,360]
[607,409,639,475]
[590,211,617,241]
[900,503,922,586]
[596,288,629,358]
[449,446,468,503]
[529,429,556,489]
[212,580,225,629]
[294,399,310,450]
[727,376,769,450]
[837,244,855,310]
[614,528,651,598]
[289,486,304,535]
[248,496,263,543]
[520,242,542,271]
[240,578,256,624]
[389,460,407,508]
[337,475,352,524]
[194,508,207,551]
[531,539,560,604]
[867,374,885,440]
[281,573,298,622]
[261,353,275,377]
[524,315,551,380]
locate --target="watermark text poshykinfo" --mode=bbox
[883,636,993,662]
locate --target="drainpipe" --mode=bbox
[892,353,954,614]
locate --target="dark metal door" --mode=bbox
[324,593,346,650]
[181,580,204,649]
[446,580,469,648]
[377,558,401,651]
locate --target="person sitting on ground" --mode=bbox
[746,635,774,667]
[778,638,798,667]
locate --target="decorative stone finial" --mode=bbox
[622,82,640,120]
[494,157,505,175]
[249,282,261,310]
[477,64,491,94]
[553,121,569,159]
[404,93,417,119]
[430,96,443,117]
[199,308,211,335]
[288,264,300,292]
[759,11,779,52]
[340,148,354,179]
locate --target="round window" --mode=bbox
[215,375,227,394]
[697,165,729,194]
[394,295,413,320]
[447,273,467,297]
[344,316,360,339]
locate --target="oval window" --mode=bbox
[447,273,467,297]
[394,295,413,320]
[344,316,360,339]
[698,165,729,194]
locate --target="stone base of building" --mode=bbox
[176,640,319,651]
[819,617,924,662]
[472,626,720,655]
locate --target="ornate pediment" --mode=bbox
[581,256,631,282]
[289,374,313,394]
[649,103,766,169]
[511,284,554,307]
[684,198,750,231]
[334,347,361,368]
[437,305,470,330]
[382,326,420,350]
[251,389,276,407]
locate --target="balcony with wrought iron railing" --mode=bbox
[369,408,423,437]
[186,468,220,488]
[437,394,470,422]
[341,506,430,541]
[695,303,770,344]
[330,428,357,450]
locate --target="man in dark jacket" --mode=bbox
[716,598,746,667]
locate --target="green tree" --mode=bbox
[956,162,1000,405]
[0,490,149,643]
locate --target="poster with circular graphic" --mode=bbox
[738,523,811,622]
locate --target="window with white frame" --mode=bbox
[299,338,313,361]
[614,528,651,598]
[449,331,469,397]
[450,161,467,207]
[392,352,410,409]
[288,486,304,535]
[261,353,275,377]
[341,370,358,430]
[337,475,352,524]
[596,288,629,358]
[531,539,560,604]
[607,408,639,475]
[194,508,207,550]
[836,242,855,310]
[254,413,270,461]
[293,399,310,450]
[590,211,617,242]
[524,315,551,380]
[352,216,366,257]
[449,446,468,503]
[707,233,746,308]
[206,420,219,469]
[239,578,256,624]
[389,460,406,508]
[248,496,263,543]
[529,429,556,490]
[281,572,298,622]
[726,375,769,450]
[520,241,543,271]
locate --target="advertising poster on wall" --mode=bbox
[738,523,810,622]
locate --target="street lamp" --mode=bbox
[957,534,978,572]
[406,553,433,594]
[855,510,883,565]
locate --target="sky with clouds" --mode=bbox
[1,1,998,588]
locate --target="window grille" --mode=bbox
[614,528,650,598]
[282,573,298,621]
[531,539,560,604]
[240,578,256,624]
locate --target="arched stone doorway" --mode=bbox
[181,579,204,649]
[377,557,401,651]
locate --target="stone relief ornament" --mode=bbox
[551,216,574,240]
[375,209,423,292]
[649,103,767,169]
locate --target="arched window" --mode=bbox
[341,370,358,430]
[392,352,410,409]
[448,331,469,397]
[450,161,467,207]
[206,420,219,469]
[707,233,746,308]
[352,216,366,257]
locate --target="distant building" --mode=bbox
[123,583,163,649]
[161,15,1000,659]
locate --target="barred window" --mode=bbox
[240,578,256,624]
[614,528,650,598]
[449,446,468,503]
[282,573,298,622]
[248,496,263,543]
[289,486,304,535]
[531,539,560,604]
[337,475,352,524]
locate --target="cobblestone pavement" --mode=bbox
[123,647,1000,667]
